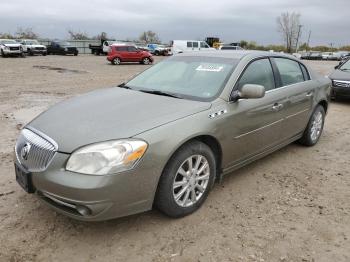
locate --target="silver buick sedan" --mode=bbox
[15,51,331,221]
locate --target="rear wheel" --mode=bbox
[142,57,151,65]
[155,141,216,218]
[112,57,121,65]
[299,105,325,146]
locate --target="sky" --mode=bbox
[0,0,349,46]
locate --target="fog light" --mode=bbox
[76,205,91,216]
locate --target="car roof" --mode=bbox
[177,50,298,61]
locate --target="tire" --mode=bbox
[299,105,325,146]
[155,51,160,56]
[74,52,78,56]
[155,141,216,218]
[112,57,121,65]
[142,57,151,65]
[42,52,47,56]
[1,50,6,57]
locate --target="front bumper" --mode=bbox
[29,49,47,54]
[3,49,23,55]
[19,151,161,221]
[332,81,350,98]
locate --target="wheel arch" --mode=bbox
[318,99,328,114]
[162,135,223,180]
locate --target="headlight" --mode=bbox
[66,140,148,175]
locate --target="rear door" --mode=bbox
[271,57,314,140]
[221,58,287,168]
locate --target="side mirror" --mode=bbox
[231,84,266,102]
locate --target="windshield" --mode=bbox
[1,40,16,44]
[59,42,72,46]
[26,40,39,45]
[126,56,238,101]
[339,59,350,70]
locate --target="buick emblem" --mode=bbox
[21,143,31,161]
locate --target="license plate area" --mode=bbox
[15,163,35,193]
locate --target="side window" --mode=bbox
[187,42,192,48]
[200,42,209,48]
[236,59,275,91]
[128,46,138,52]
[116,46,128,51]
[193,42,199,48]
[274,58,305,86]
[300,64,310,80]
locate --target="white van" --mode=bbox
[170,40,215,54]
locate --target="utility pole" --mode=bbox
[295,25,303,53]
[307,30,312,51]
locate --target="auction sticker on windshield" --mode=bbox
[196,64,224,72]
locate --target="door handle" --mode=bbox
[272,103,283,111]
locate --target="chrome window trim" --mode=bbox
[228,55,313,102]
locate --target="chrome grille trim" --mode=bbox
[333,80,350,88]
[15,128,58,172]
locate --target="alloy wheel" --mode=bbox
[310,111,323,141]
[172,155,210,207]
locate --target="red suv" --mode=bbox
[107,45,153,65]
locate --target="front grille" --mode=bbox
[34,47,45,51]
[333,80,350,88]
[15,128,58,172]
[10,47,19,51]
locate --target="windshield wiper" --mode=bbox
[118,83,133,89]
[139,89,183,99]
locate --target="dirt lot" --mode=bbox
[0,55,349,262]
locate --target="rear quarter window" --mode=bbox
[274,58,305,86]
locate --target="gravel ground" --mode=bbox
[0,55,349,262]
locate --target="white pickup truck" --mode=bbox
[0,39,25,57]
[19,39,47,56]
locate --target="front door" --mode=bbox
[127,46,141,61]
[218,58,286,169]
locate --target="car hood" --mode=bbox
[28,44,46,48]
[3,44,21,47]
[28,88,211,153]
[330,69,350,81]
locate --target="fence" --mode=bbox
[38,39,101,54]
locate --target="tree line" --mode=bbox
[1,25,349,52]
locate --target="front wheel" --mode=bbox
[299,105,325,146]
[155,141,216,218]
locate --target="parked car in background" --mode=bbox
[107,44,153,65]
[47,41,78,56]
[309,52,323,60]
[329,51,350,61]
[19,39,47,56]
[135,44,151,52]
[14,51,330,221]
[340,55,350,63]
[0,39,24,57]
[147,44,171,56]
[219,45,244,50]
[322,52,333,60]
[171,40,215,54]
[329,58,350,100]
[89,40,118,55]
